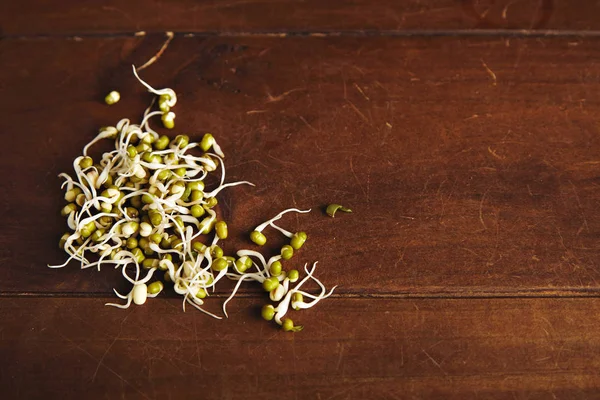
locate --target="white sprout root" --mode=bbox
[50,67,335,332]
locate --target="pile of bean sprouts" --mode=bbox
[50,66,335,331]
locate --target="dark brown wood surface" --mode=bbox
[3,0,600,35]
[2,2,600,399]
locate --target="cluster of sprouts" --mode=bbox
[50,66,335,331]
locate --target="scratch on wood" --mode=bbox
[501,0,520,19]
[335,342,345,372]
[54,330,150,399]
[479,190,489,231]
[246,109,268,115]
[422,349,447,375]
[481,59,497,86]
[487,146,505,160]
[349,156,368,200]
[568,180,589,235]
[299,116,317,132]
[353,83,370,101]
[346,100,370,123]
[266,88,305,102]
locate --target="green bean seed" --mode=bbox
[61,203,77,217]
[282,318,303,332]
[250,231,267,246]
[212,257,228,271]
[162,112,175,129]
[262,277,279,292]
[261,304,275,321]
[205,197,218,208]
[200,133,215,152]
[290,231,307,250]
[269,261,282,276]
[131,248,145,264]
[126,237,138,249]
[211,245,223,259]
[215,221,228,239]
[281,245,294,260]
[79,156,93,169]
[104,91,120,105]
[192,242,207,253]
[288,269,299,282]
[147,281,164,295]
[190,190,203,202]
[154,135,170,150]
[142,258,159,269]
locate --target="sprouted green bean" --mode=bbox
[50,65,336,332]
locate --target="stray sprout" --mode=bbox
[326,204,352,218]
[105,91,121,105]
[51,65,336,333]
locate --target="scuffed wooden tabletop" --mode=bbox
[2,1,600,399]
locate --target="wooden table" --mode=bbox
[2,1,600,398]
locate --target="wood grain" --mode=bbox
[1,297,599,399]
[2,0,600,36]
[2,35,600,295]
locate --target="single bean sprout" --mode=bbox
[105,91,121,105]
